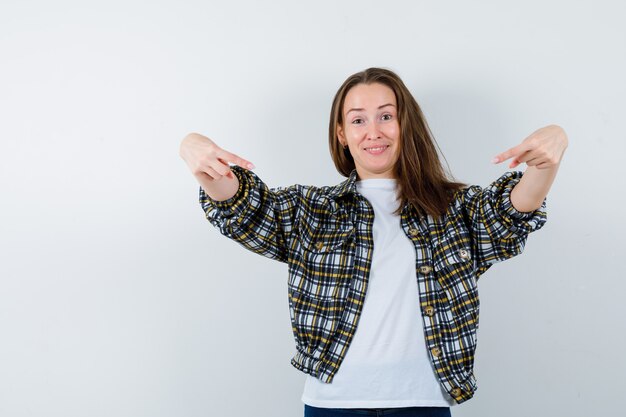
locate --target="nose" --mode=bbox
[367,121,382,140]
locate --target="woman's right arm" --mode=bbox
[179,133,255,202]
[179,133,301,264]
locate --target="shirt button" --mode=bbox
[408,228,419,237]
[450,387,462,398]
[459,248,471,260]
[423,305,435,316]
[431,347,442,357]
[419,265,433,274]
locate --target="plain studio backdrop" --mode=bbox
[1,1,623,416]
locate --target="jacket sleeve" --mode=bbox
[198,165,301,264]
[459,170,548,272]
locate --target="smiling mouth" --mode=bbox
[364,145,389,154]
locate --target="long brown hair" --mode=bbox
[328,67,467,219]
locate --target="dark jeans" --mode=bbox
[304,404,452,417]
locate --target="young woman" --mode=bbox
[179,68,567,417]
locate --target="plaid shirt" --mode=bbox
[199,165,547,404]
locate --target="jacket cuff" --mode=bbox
[199,165,251,218]
[496,170,547,221]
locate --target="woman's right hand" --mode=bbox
[179,133,255,181]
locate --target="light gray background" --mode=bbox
[1,1,623,416]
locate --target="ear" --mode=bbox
[337,125,345,145]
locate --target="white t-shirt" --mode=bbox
[301,178,456,408]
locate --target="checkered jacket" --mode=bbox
[199,165,547,404]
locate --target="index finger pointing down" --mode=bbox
[220,150,255,170]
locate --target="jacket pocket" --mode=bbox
[290,223,355,300]
[432,233,479,316]
[300,224,355,253]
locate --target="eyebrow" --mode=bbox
[346,103,395,115]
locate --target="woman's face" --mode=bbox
[337,82,401,180]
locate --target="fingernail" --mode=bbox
[247,163,255,169]
[491,157,499,163]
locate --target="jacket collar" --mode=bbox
[327,169,359,200]
[326,169,431,227]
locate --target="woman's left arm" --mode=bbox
[491,124,569,212]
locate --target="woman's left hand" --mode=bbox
[491,124,569,169]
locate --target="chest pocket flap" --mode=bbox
[298,223,355,253]
[432,231,474,272]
